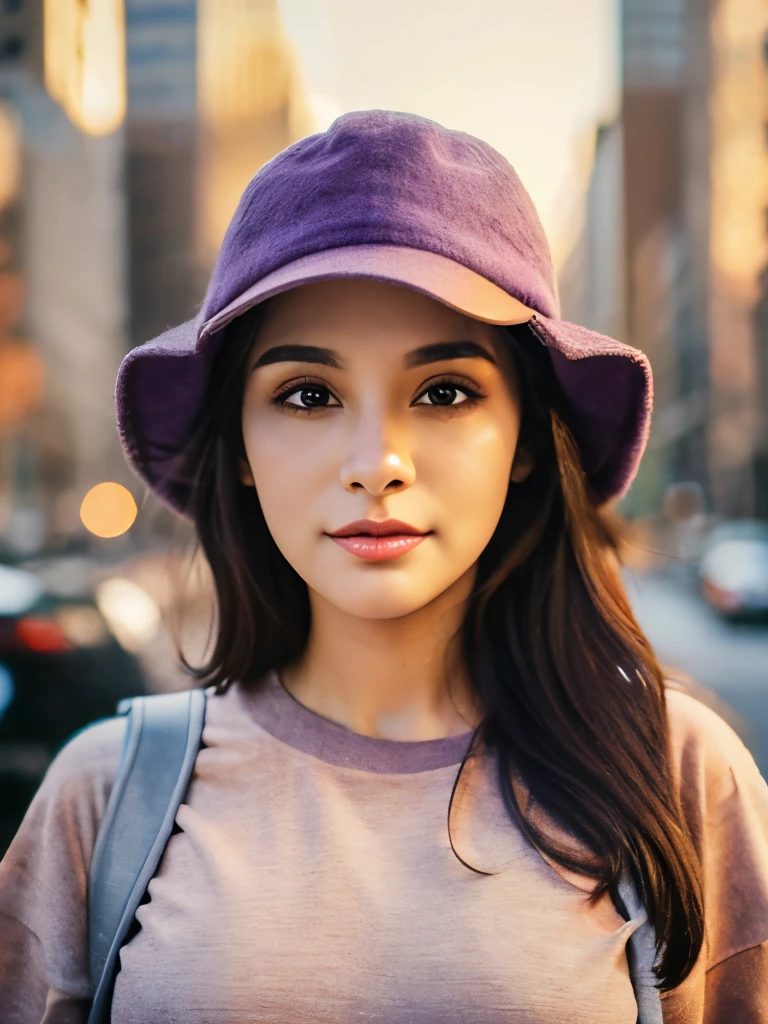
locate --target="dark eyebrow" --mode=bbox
[252,345,341,370]
[251,339,496,371]
[404,341,497,368]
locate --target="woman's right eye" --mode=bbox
[277,385,341,410]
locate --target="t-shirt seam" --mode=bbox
[241,720,468,775]
[0,908,44,954]
[705,937,768,973]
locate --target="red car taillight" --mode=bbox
[14,618,74,654]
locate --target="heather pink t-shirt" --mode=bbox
[0,673,767,1023]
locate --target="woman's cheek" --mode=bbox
[243,417,333,558]
[420,418,516,514]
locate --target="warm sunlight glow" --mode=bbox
[44,0,126,136]
[709,0,768,287]
[0,103,21,210]
[79,482,138,538]
[95,578,161,652]
[198,0,292,124]
[196,0,314,263]
[706,0,768,469]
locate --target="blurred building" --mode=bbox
[0,0,314,554]
[707,0,768,518]
[125,0,199,347]
[622,0,707,513]
[196,0,315,271]
[0,0,126,551]
[558,119,626,345]
[562,0,768,519]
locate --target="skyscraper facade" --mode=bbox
[567,0,768,517]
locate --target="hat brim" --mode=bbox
[116,246,652,515]
[199,245,537,341]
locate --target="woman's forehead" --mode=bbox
[251,278,502,360]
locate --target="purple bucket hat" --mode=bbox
[116,109,652,515]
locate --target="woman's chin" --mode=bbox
[313,576,449,621]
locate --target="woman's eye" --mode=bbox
[280,385,340,410]
[414,383,476,407]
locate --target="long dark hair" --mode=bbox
[182,302,703,992]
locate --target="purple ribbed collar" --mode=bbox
[247,671,475,774]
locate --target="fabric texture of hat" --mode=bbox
[116,109,652,516]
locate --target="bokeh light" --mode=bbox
[0,102,21,211]
[0,565,43,615]
[43,0,126,137]
[95,578,161,653]
[79,482,138,538]
[55,605,110,648]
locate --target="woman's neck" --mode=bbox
[280,569,481,741]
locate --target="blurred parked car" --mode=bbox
[0,560,148,856]
[699,520,768,619]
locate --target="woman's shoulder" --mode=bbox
[662,679,768,970]
[0,714,130,1011]
[9,713,130,861]
[662,680,765,803]
[44,714,127,800]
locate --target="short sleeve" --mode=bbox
[660,686,768,1022]
[0,716,126,1024]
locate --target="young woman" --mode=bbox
[1,110,767,1024]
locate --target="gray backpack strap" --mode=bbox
[615,872,664,1024]
[87,688,207,1024]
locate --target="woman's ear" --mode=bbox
[238,456,255,487]
[510,445,535,483]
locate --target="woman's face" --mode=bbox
[239,278,529,620]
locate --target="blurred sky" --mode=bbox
[277,0,621,267]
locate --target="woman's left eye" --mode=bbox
[414,382,479,407]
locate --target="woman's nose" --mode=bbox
[339,412,416,495]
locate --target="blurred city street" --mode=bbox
[626,565,768,776]
[0,0,767,842]
[0,12,767,1023]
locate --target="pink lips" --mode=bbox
[327,519,432,562]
